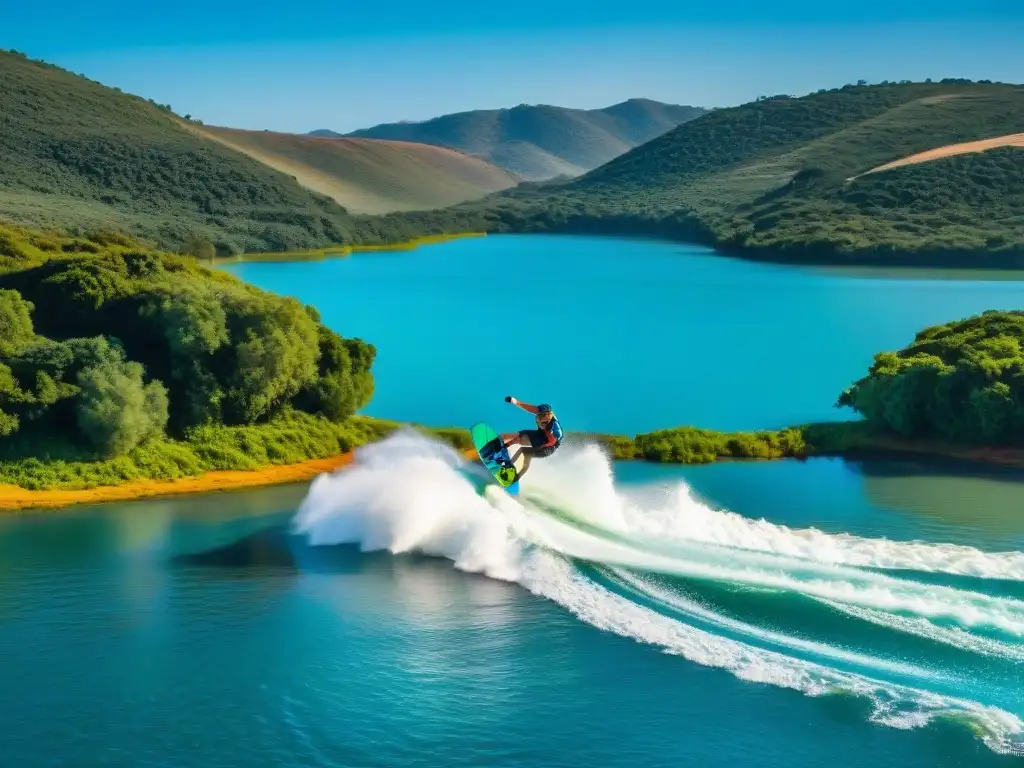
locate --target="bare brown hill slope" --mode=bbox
[183,122,519,214]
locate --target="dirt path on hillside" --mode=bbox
[859,132,1024,176]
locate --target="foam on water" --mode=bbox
[295,430,528,581]
[615,468,1024,580]
[291,431,1024,755]
[815,599,1024,662]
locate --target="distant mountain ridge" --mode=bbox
[322,98,706,180]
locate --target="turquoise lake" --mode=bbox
[3,235,1024,766]
[225,233,1024,434]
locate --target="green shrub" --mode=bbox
[0,225,379,463]
[838,310,1024,444]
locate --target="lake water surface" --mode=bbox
[2,235,1024,766]
[224,234,1024,434]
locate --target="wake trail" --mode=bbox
[539,445,1024,581]
[815,599,1024,663]
[290,431,1024,755]
[603,566,949,681]
[525,494,1024,637]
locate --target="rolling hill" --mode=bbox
[182,124,519,215]
[4,48,1023,266]
[0,50,441,253]
[334,99,706,181]
[372,80,1024,266]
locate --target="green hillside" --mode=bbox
[338,99,706,180]
[370,80,1024,265]
[4,51,1022,266]
[0,50,411,254]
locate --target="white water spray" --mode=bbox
[291,430,1024,755]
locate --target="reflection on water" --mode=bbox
[855,458,1024,542]
[173,528,299,571]
[620,455,1024,555]
[118,545,169,632]
[813,265,1024,282]
[109,504,173,553]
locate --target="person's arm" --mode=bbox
[505,395,539,414]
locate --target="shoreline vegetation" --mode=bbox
[212,232,488,264]
[6,418,1024,512]
[594,421,1024,468]
[0,419,480,511]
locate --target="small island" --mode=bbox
[602,310,1024,467]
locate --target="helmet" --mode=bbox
[537,404,552,415]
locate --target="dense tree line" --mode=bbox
[604,426,809,463]
[0,225,375,461]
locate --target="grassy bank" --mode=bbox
[0,413,477,511]
[595,420,1024,469]
[9,416,1024,513]
[214,232,487,264]
[0,420,478,513]
[595,422,856,463]
[0,413,472,493]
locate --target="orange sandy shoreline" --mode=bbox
[4,433,1022,514]
[0,448,483,513]
[0,453,356,513]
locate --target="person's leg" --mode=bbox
[501,431,531,466]
[511,430,550,477]
[518,444,555,478]
[519,447,534,477]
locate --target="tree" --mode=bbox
[0,289,35,354]
[0,225,381,459]
[221,296,320,424]
[183,233,216,261]
[837,311,1024,444]
[74,354,169,458]
[0,363,23,436]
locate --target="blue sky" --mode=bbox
[7,1,1024,133]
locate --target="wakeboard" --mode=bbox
[470,422,525,495]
